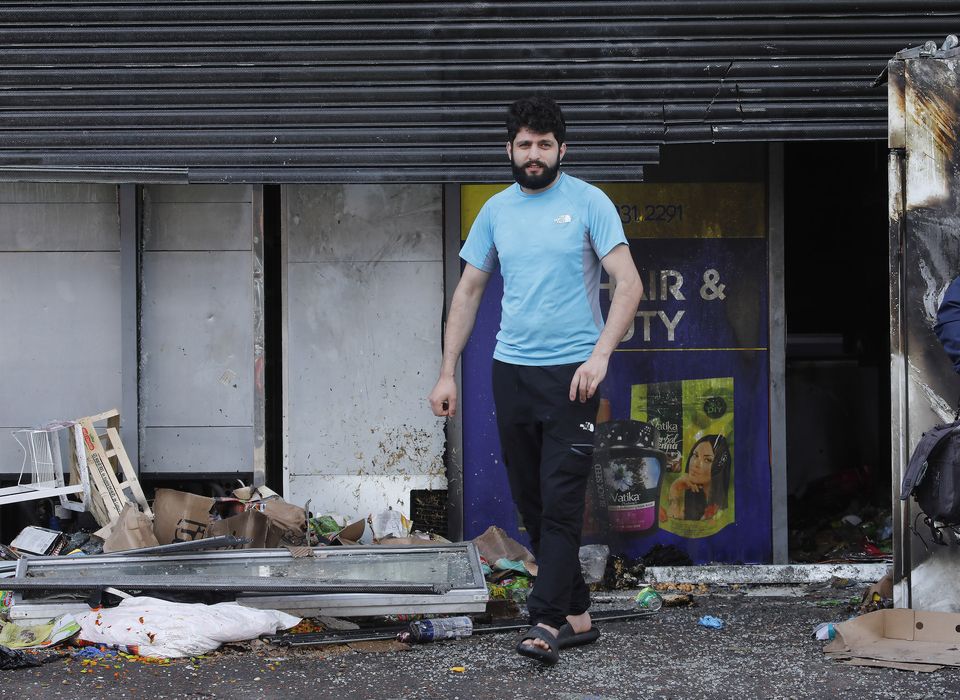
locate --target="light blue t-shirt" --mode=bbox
[461,172,628,366]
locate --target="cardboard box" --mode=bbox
[207,509,282,549]
[824,608,960,671]
[152,488,214,544]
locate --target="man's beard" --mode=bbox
[511,158,561,190]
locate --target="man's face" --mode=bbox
[507,127,566,191]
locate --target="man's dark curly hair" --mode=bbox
[506,96,566,145]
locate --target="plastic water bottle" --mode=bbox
[407,616,473,642]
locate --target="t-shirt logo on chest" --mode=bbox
[554,213,573,224]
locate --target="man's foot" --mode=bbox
[565,611,592,634]
[516,624,561,665]
[557,612,600,649]
[519,622,558,653]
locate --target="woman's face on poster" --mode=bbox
[688,441,715,485]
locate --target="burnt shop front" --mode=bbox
[452,143,784,564]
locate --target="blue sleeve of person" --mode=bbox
[586,186,628,259]
[460,201,500,273]
[935,276,960,374]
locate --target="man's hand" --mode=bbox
[567,244,642,404]
[569,353,610,403]
[428,375,458,417]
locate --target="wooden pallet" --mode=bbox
[72,409,152,526]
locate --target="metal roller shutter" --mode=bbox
[0,1,956,182]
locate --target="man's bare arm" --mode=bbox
[428,263,491,417]
[570,244,643,402]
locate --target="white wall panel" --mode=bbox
[0,182,121,475]
[284,184,445,518]
[139,185,255,475]
[140,251,253,427]
[141,426,252,474]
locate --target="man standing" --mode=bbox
[428,96,642,664]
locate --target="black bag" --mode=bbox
[900,413,960,544]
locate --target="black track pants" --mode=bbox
[492,359,599,629]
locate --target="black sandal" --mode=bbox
[557,622,600,649]
[516,625,561,665]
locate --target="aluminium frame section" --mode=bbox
[10,543,488,616]
[4,575,446,596]
[252,184,266,487]
[442,183,465,542]
[768,142,788,564]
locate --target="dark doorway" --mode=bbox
[783,140,892,562]
[263,184,284,491]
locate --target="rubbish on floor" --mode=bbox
[73,410,152,526]
[75,596,300,658]
[0,645,45,670]
[578,543,610,584]
[308,514,347,540]
[0,596,95,626]
[0,421,85,507]
[237,543,488,617]
[267,608,654,648]
[603,553,645,589]
[101,502,160,553]
[486,576,532,603]
[789,498,893,564]
[207,509,282,549]
[0,613,80,649]
[823,608,960,671]
[660,593,694,607]
[492,557,536,577]
[471,525,536,574]
[101,534,250,557]
[859,572,894,613]
[71,646,117,660]
[152,488,215,544]
[369,509,412,541]
[308,516,366,546]
[61,531,103,556]
[0,409,151,529]
[634,586,663,611]
[9,526,67,556]
[404,615,473,643]
[698,615,724,629]
[813,622,837,641]
[217,485,308,545]
[4,543,488,618]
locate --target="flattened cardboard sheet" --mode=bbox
[824,609,960,669]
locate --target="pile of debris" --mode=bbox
[0,409,490,662]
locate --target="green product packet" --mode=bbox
[633,377,735,539]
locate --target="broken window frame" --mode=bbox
[1,543,489,617]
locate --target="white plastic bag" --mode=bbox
[370,509,411,541]
[75,596,300,658]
